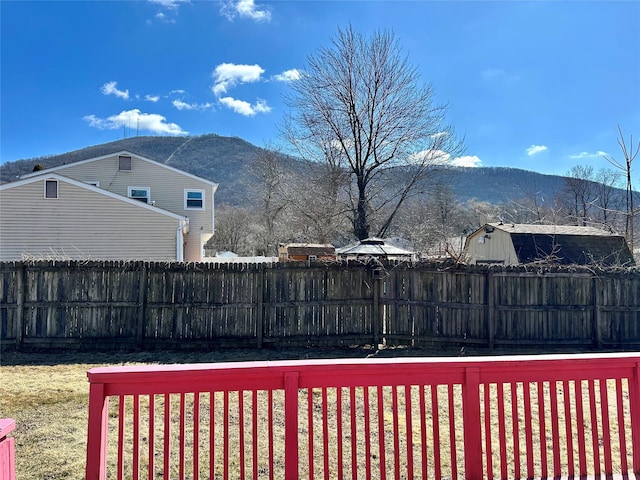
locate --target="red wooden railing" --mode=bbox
[0,419,16,480]
[86,353,640,479]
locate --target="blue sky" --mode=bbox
[1,0,639,177]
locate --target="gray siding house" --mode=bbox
[1,151,218,261]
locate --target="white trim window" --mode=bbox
[128,186,150,203]
[44,179,58,199]
[184,189,205,210]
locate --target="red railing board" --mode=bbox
[86,353,640,480]
[0,419,16,480]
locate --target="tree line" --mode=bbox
[208,26,638,259]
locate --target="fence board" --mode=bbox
[1,261,639,351]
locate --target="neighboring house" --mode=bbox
[278,243,337,262]
[336,237,416,261]
[1,151,218,261]
[464,223,634,266]
[0,174,189,260]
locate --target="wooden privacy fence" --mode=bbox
[1,260,639,351]
[85,352,640,479]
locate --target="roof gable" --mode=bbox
[0,173,187,221]
[18,150,218,189]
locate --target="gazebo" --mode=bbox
[336,237,415,261]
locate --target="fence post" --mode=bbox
[463,367,483,479]
[136,263,147,350]
[85,381,110,480]
[15,264,25,350]
[485,272,494,350]
[592,276,602,349]
[372,274,380,347]
[284,372,300,480]
[257,265,264,349]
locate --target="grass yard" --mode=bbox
[0,346,390,480]
[1,346,634,479]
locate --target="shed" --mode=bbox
[336,238,416,261]
[278,243,337,262]
[464,223,634,266]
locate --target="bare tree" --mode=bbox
[592,167,622,231]
[562,165,595,226]
[250,148,290,255]
[603,125,639,252]
[210,204,255,255]
[283,165,352,244]
[283,25,463,240]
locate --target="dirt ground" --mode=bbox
[1,340,605,368]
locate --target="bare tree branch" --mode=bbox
[282,25,463,240]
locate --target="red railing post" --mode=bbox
[284,371,300,480]
[0,419,16,480]
[463,367,483,479]
[85,382,110,480]
[631,362,640,474]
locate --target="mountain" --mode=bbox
[1,133,570,206]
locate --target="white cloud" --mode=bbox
[145,95,160,102]
[153,12,175,23]
[220,0,271,22]
[84,109,187,135]
[430,131,448,139]
[146,0,188,24]
[408,149,451,164]
[273,69,301,82]
[569,150,608,159]
[409,149,482,168]
[526,145,548,156]
[219,97,271,116]
[212,63,265,96]
[172,99,194,110]
[148,0,188,9]
[172,99,213,111]
[451,155,482,168]
[100,81,129,100]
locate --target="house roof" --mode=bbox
[478,223,634,266]
[281,243,336,256]
[19,150,218,190]
[488,223,614,236]
[0,173,187,222]
[336,238,414,257]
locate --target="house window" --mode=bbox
[128,187,150,203]
[118,155,132,171]
[44,179,58,199]
[86,181,100,187]
[184,189,205,209]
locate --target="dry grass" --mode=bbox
[0,346,386,480]
[0,346,635,479]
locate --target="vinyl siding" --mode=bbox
[465,229,518,265]
[0,178,179,261]
[44,154,214,261]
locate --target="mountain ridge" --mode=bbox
[0,133,572,207]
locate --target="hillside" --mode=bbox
[1,133,570,206]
